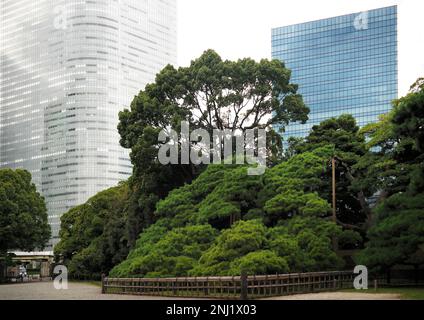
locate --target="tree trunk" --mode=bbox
[414,265,419,285]
[335,156,373,231]
[0,252,7,283]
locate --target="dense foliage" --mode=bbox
[357,79,424,273]
[291,114,369,228]
[54,183,130,278]
[117,49,308,246]
[53,50,308,278]
[0,169,50,264]
[111,79,424,277]
[110,146,360,277]
[53,44,423,279]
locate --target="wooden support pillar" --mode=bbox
[101,273,106,294]
[331,157,338,251]
[332,157,336,223]
[240,273,248,300]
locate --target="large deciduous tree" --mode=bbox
[0,169,50,278]
[118,49,309,245]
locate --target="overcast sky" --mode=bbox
[178,0,424,96]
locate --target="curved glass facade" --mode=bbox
[271,6,398,139]
[0,0,177,245]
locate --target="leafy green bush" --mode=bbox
[54,183,130,278]
[110,224,217,277]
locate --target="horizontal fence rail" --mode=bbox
[373,269,424,288]
[102,270,355,299]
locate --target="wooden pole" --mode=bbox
[332,157,336,223]
[240,273,248,300]
[331,157,338,251]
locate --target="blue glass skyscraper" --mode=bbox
[272,6,398,139]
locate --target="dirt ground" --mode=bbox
[0,281,191,300]
[0,281,401,300]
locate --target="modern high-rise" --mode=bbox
[0,0,177,245]
[272,6,398,139]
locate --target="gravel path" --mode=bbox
[0,281,194,300]
[0,282,401,300]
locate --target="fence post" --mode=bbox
[310,274,313,292]
[101,274,105,294]
[240,273,248,300]
[204,276,209,296]
[173,278,177,295]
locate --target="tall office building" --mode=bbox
[0,0,177,245]
[272,6,398,139]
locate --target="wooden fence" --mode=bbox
[102,270,354,299]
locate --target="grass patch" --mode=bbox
[343,287,424,300]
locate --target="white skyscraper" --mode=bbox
[0,0,177,245]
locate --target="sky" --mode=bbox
[177,0,424,96]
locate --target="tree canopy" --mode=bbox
[0,169,50,254]
[110,146,360,277]
[52,43,423,280]
[291,114,369,228]
[356,78,424,273]
[117,49,309,246]
[54,183,130,279]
